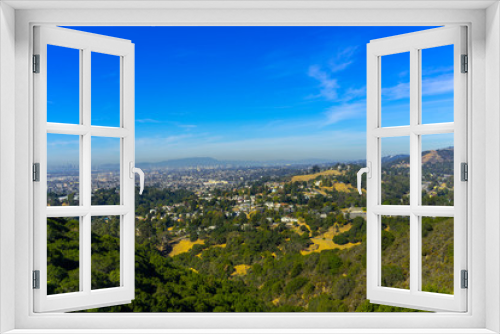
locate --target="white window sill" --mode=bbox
[4,330,498,334]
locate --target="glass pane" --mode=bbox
[47,217,80,295]
[91,215,120,290]
[421,217,454,294]
[91,52,120,127]
[47,133,80,206]
[381,136,410,205]
[91,137,121,205]
[381,52,410,127]
[421,133,454,206]
[47,45,80,124]
[381,215,410,289]
[421,45,454,124]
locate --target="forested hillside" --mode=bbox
[47,198,453,312]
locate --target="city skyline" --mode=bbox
[47,26,454,165]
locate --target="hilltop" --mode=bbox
[383,147,453,167]
[422,148,453,164]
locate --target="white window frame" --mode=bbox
[1,1,499,333]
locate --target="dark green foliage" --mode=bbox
[290,263,303,278]
[381,157,410,205]
[317,250,343,275]
[47,217,80,295]
[380,216,410,289]
[91,216,121,289]
[381,230,395,250]
[333,217,365,245]
[92,242,269,312]
[381,265,405,287]
[284,277,309,296]
[422,219,434,238]
[308,294,348,312]
[189,232,198,242]
[421,217,454,294]
[332,276,354,300]
[332,233,349,245]
[91,188,120,206]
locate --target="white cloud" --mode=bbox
[136,118,161,123]
[422,74,454,96]
[308,46,360,102]
[340,86,366,102]
[422,66,453,76]
[136,134,193,147]
[164,121,198,129]
[308,65,340,101]
[328,46,358,73]
[177,124,197,129]
[382,82,410,101]
[47,140,79,147]
[324,102,366,125]
[382,73,453,101]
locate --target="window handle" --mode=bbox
[129,162,145,195]
[357,162,371,195]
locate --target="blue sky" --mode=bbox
[47,26,454,166]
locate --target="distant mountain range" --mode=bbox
[136,148,453,169]
[135,157,338,169]
[381,154,410,164]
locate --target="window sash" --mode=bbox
[33,26,136,313]
[366,26,468,312]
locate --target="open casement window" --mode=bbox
[365,26,467,312]
[33,26,140,312]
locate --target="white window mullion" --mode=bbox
[82,214,91,294]
[373,205,455,217]
[122,47,136,297]
[409,47,420,294]
[372,205,411,215]
[373,124,455,138]
[82,48,91,209]
[82,47,92,295]
[120,54,126,287]
[90,126,129,138]
[46,124,129,138]
[372,126,411,138]
[46,123,88,135]
[78,48,84,293]
[413,123,454,135]
[365,45,380,299]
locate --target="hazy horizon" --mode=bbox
[47,145,454,170]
